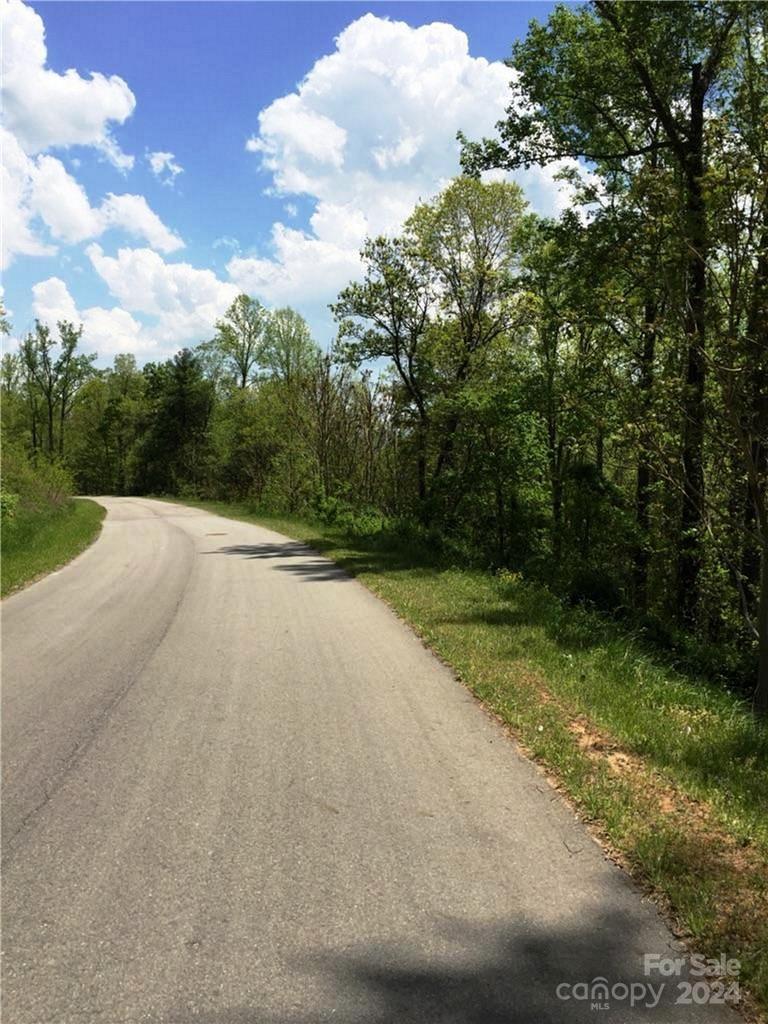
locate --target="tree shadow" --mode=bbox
[159,909,733,1023]
[305,532,442,578]
[436,597,604,655]
[201,543,353,582]
[202,537,440,581]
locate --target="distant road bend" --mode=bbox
[2,497,735,1023]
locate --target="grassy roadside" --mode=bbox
[1,498,105,597]
[172,496,767,1018]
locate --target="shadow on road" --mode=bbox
[202,543,351,582]
[160,909,724,1024]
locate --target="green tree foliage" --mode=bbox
[261,306,320,385]
[136,349,215,495]
[207,294,268,389]
[334,177,531,516]
[17,321,95,460]
[65,354,145,494]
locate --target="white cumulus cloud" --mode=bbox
[0,129,184,268]
[247,14,513,236]
[31,276,152,356]
[1,0,135,169]
[86,244,239,347]
[31,276,78,324]
[147,150,184,186]
[0,2,183,269]
[228,222,362,309]
[32,261,235,360]
[248,97,347,172]
[29,154,102,243]
[100,194,184,253]
[0,128,56,264]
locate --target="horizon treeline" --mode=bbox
[2,2,766,706]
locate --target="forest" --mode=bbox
[2,1,767,710]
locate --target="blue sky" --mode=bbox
[2,0,564,362]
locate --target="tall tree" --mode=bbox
[19,321,94,459]
[334,235,435,503]
[20,324,56,457]
[261,307,319,386]
[461,0,745,625]
[211,295,267,389]
[55,322,96,457]
[408,176,531,494]
[138,349,214,493]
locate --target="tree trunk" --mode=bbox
[747,204,768,711]
[433,412,459,484]
[757,539,768,713]
[541,324,562,563]
[742,448,761,609]
[46,391,55,458]
[59,391,67,457]
[416,418,427,505]
[634,298,657,610]
[494,470,506,566]
[550,443,563,564]
[676,68,708,628]
[28,393,38,456]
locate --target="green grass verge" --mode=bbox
[1,498,106,597]
[168,497,768,1016]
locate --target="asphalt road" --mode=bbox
[2,497,736,1024]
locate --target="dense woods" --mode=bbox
[2,1,766,708]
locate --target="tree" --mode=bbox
[0,311,31,453]
[461,0,746,625]
[19,320,94,459]
[66,354,146,494]
[55,323,96,457]
[211,294,267,389]
[703,6,768,708]
[137,350,214,493]
[20,324,56,457]
[334,235,435,503]
[336,177,530,514]
[261,307,319,386]
[408,176,531,495]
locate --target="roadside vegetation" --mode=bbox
[1,444,104,596]
[172,494,768,1017]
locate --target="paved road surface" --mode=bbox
[2,497,735,1023]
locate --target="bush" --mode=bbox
[313,494,349,526]
[312,495,388,538]
[1,490,19,523]
[2,444,73,515]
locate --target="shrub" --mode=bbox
[1,445,73,514]
[1,490,19,523]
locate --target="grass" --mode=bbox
[168,496,768,1018]
[1,498,105,597]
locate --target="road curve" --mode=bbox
[2,497,734,1024]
